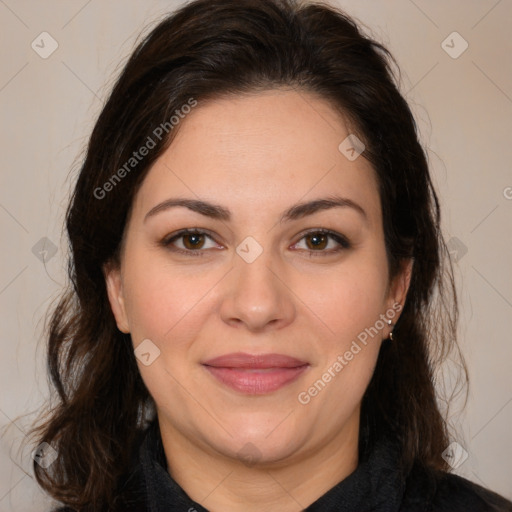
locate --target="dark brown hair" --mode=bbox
[32,0,466,509]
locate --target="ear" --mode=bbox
[387,257,414,317]
[104,262,130,333]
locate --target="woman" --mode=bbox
[31,0,512,510]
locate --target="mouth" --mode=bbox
[202,352,310,395]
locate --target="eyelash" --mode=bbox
[160,228,351,257]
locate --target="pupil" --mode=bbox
[185,233,203,249]
[308,233,327,250]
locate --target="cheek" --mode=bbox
[121,251,222,345]
[296,254,389,342]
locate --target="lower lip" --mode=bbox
[203,365,309,394]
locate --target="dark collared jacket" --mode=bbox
[57,420,512,511]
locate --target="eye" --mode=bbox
[292,229,351,255]
[160,229,222,255]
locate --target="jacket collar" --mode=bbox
[132,420,407,512]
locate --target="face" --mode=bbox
[105,89,411,467]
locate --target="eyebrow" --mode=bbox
[144,195,367,224]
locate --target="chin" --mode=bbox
[210,422,307,466]
[229,436,304,468]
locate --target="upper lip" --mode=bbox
[202,352,308,369]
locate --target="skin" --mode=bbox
[105,89,412,512]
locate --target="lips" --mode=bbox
[202,352,309,394]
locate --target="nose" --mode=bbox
[219,247,296,333]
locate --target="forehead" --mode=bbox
[133,89,381,225]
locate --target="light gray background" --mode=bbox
[1,0,511,510]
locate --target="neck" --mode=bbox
[158,412,360,512]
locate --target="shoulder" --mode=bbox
[50,428,150,512]
[50,468,148,512]
[433,471,512,511]
[402,462,512,511]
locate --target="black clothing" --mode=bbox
[58,420,512,511]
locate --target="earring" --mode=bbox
[387,319,395,341]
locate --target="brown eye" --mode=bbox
[305,232,329,250]
[182,233,206,250]
[161,229,221,255]
[292,229,351,256]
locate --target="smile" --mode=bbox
[201,352,310,394]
